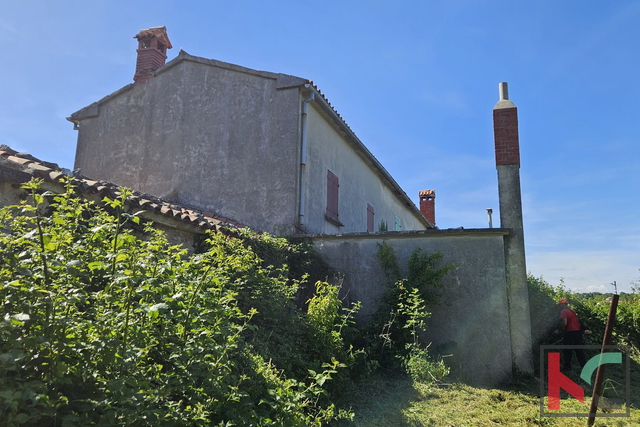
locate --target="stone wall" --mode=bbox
[311,228,519,385]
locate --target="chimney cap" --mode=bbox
[494,82,516,110]
[419,189,435,198]
[134,26,173,49]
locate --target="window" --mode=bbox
[395,216,402,231]
[367,204,374,232]
[325,170,343,226]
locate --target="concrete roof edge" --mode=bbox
[303,84,434,229]
[68,51,309,123]
[304,228,511,239]
[68,83,135,122]
[173,50,308,84]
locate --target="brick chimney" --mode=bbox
[133,26,172,84]
[419,189,435,225]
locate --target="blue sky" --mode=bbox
[1,1,638,293]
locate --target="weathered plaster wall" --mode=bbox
[74,60,301,235]
[497,163,534,374]
[0,182,24,207]
[303,103,427,234]
[311,229,515,385]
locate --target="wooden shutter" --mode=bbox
[367,204,374,232]
[326,170,339,221]
[395,216,401,231]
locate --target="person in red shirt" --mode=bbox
[554,298,587,370]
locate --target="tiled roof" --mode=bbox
[304,81,356,137]
[0,145,239,231]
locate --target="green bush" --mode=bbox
[370,241,453,383]
[404,347,450,384]
[0,179,354,426]
[528,274,640,355]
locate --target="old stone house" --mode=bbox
[68,27,434,237]
[0,27,538,384]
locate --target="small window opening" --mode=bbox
[394,216,402,231]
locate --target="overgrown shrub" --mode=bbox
[404,347,450,384]
[0,179,354,426]
[370,241,453,384]
[528,273,640,375]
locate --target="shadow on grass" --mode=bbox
[329,344,640,425]
[329,371,421,427]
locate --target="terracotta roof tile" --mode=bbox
[0,144,238,231]
[27,163,51,172]
[48,171,65,181]
[9,156,32,166]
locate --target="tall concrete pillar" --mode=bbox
[493,82,534,374]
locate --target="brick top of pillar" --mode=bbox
[493,82,520,165]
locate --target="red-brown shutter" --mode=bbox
[367,204,374,232]
[326,170,339,221]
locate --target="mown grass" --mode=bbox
[331,368,640,427]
